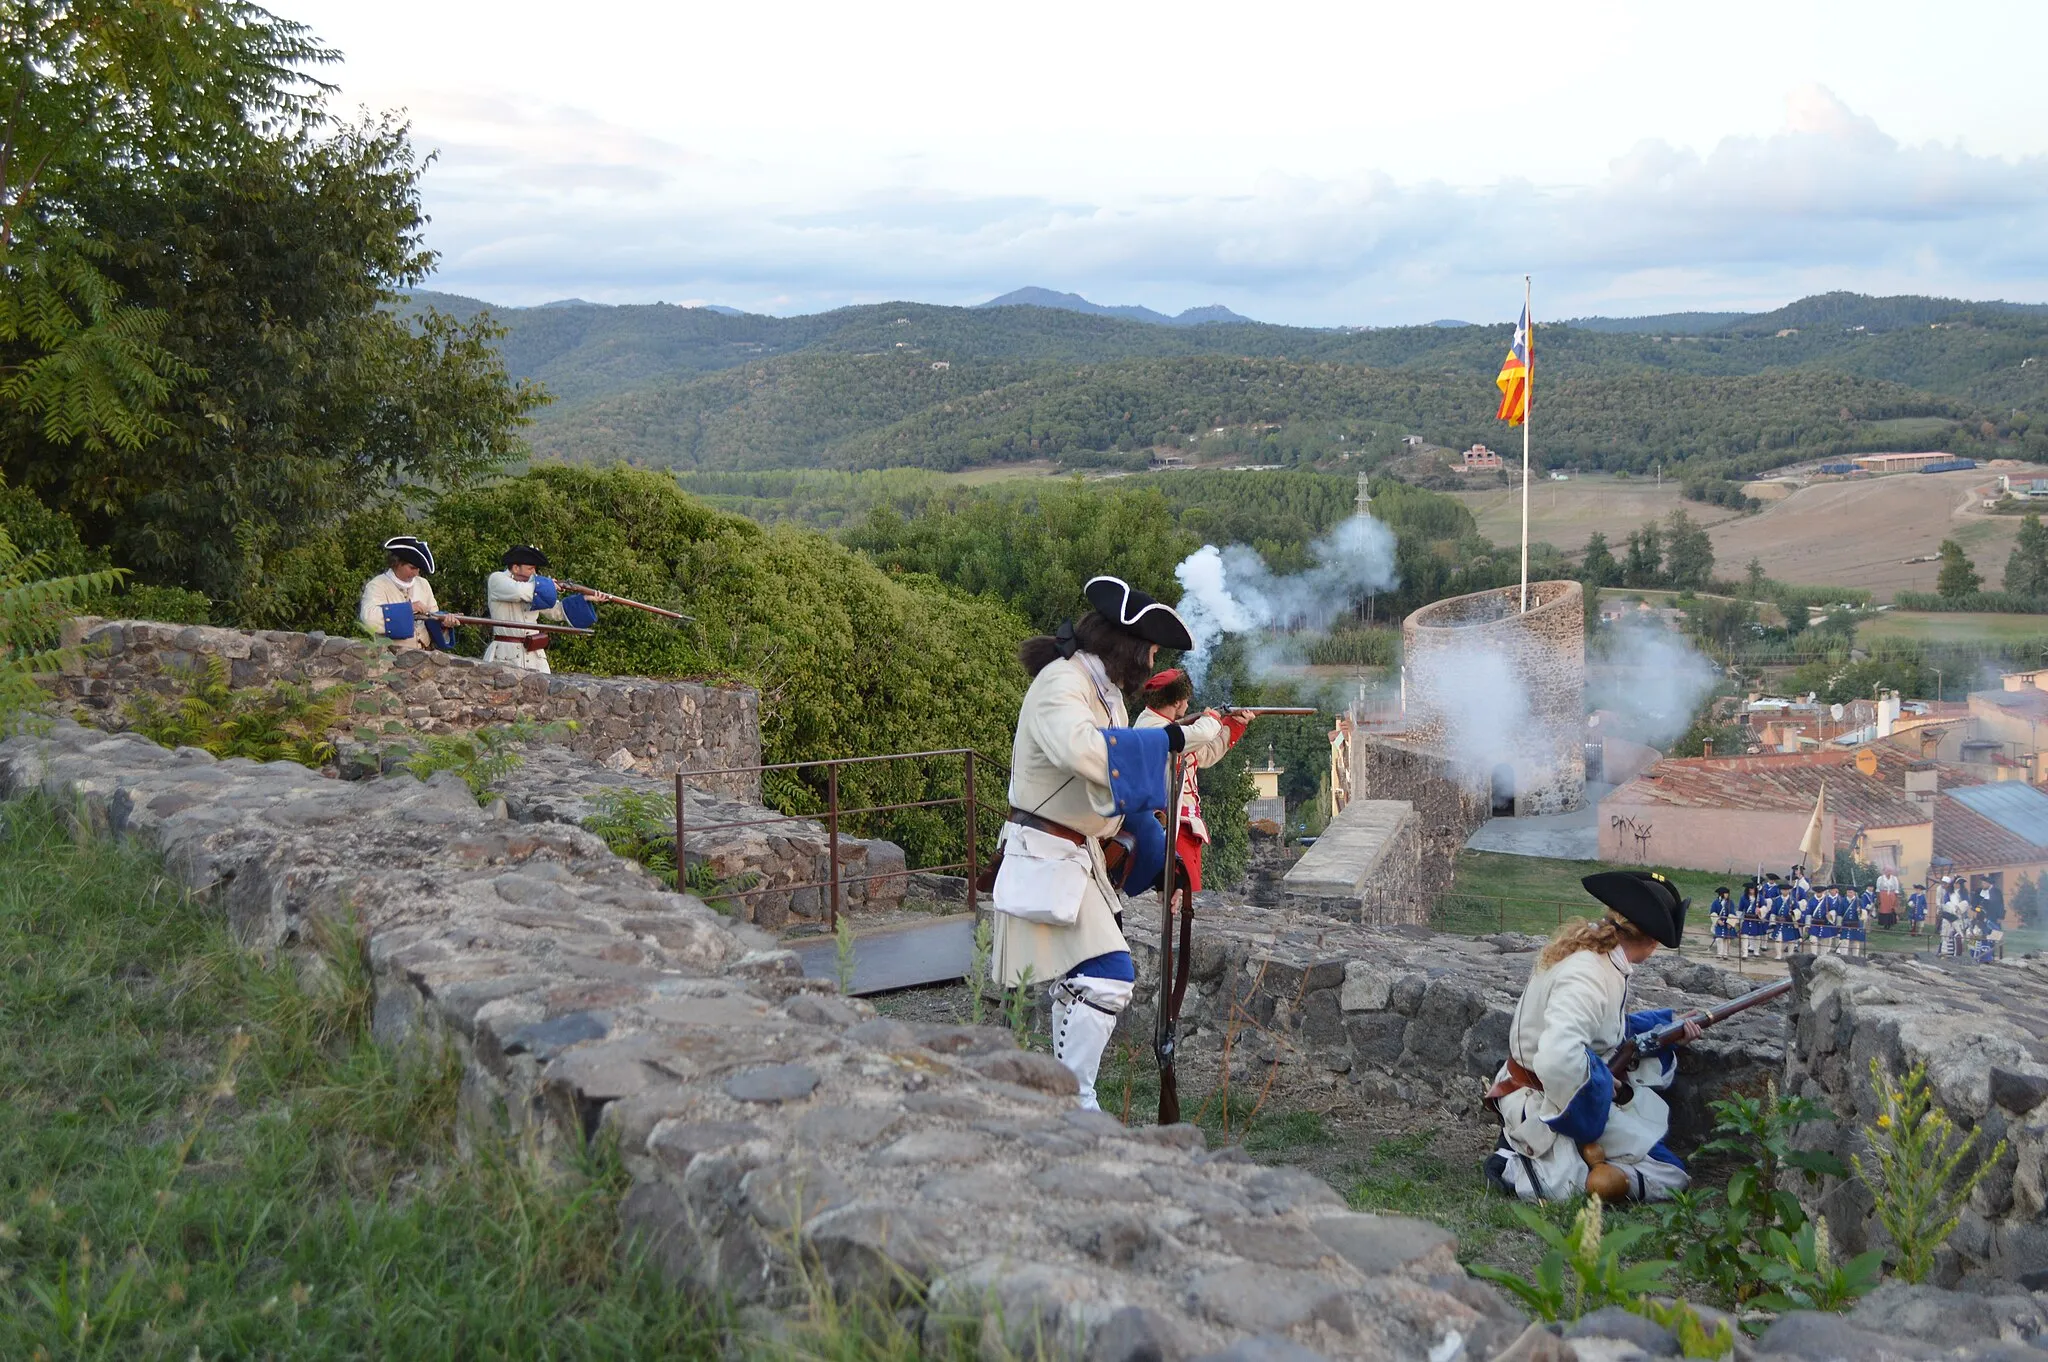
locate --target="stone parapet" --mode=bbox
[1354,735,1492,904]
[1282,799,1423,924]
[0,720,1524,1361]
[1125,901,1782,1149]
[53,618,761,802]
[1786,953,2048,1286]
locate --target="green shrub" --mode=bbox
[122,655,343,766]
[1855,1059,2007,1283]
[0,525,125,735]
[1472,1195,1675,1321]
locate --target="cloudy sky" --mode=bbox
[294,0,2048,325]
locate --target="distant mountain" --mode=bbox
[1425,319,1475,328]
[700,304,750,317]
[1728,291,2048,335]
[978,286,1256,327]
[1565,312,1750,334]
[537,298,607,309]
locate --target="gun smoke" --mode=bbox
[1588,620,1722,751]
[1172,513,1400,686]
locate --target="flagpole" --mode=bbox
[1520,273,1532,613]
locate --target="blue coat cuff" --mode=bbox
[562,593,598,629]
[1625,1008,1674,1039]
[1543,1049,1613,1144]
[530,576,560,610]
[379,601,416,640]
[1101,727,1171,816]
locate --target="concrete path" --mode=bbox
[1463,782,1612,860]
[786,913,976,994]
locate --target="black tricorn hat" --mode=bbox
[1582,870,1688,949]
[1084,575,1194,652]
[501,544,551,569]
[383,535,435,574]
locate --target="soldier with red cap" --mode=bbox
[1133,668,1250,896]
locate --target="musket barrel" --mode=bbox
[436,613,593,638]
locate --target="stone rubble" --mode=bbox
[0,720,1528,1362]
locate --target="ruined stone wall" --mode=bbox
[1401,581,1586,817]
[1353,736,1492,904]
[0,720,1525,1362]
[1124,904,1784,1150]
[1786,953,2048,1287]
[1280,799,1424,925]
[54,619,761,802]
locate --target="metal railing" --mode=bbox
[675,748,1008,930]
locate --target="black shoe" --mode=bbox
[1483,1152,1514,1197]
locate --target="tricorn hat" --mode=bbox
[383,535,435,574]
[1582,870,1688,949]
[1084,575,1194,652]
[502,545,551,569]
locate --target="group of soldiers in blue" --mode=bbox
[1708,868,2005,963]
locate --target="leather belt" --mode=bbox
[1483,1057,1542,1114]
[1006,810,1092,847]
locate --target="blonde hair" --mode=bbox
[1538,912,1651,969]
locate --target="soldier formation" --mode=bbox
[1707,866,2005,964]
[355,536,616,672]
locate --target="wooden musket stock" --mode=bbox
[433,613,594,638]
[557,581,693,622]
[1606,976,1793,1097]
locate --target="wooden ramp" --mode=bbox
[785,913,977,995]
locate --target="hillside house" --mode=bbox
[1460,444,1503,473]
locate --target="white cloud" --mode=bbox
[365,68,2048,323]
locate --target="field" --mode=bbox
[1450,474,1737,549]
[1706,466,2048,600]
[1858,611,2048,645]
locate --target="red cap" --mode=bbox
[1142,668,1186,691]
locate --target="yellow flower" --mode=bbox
[1878,1113,1893,1129]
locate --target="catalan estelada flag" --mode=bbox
[1495,303,1530,425]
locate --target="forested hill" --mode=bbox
[400,289,2048,477]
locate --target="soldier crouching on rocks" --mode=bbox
[990,576,1192,1111]
[1484,871,1702,1203]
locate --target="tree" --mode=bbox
[1663,508,1716,591]
[0,524,123,733]
[2005,513,2048,598]
[1684,596,1757,652]
[1623,522,1663,587]
[1744,557,1768,599]
[0,1,335,456]
[1580,531,1620,588]
[1936,540,1982,599]
[0,16,540,615]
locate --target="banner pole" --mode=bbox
[1520,273,1532,613]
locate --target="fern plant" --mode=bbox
[123,656,341,767]
[0,523,125,735]
[583,787,678,886]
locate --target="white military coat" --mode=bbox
[990,654,1139,988]
[357,571,441,649]
[1494,945,1679,1199]
[485,570,567,673]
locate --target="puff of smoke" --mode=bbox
[1408,641,1545,780]
[1589,621,1722,749]
[1173,515,1399,685]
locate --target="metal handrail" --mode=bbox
[675,748,1011,931]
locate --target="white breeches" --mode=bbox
[484,641,551,673]
[1050,975,1132,1111]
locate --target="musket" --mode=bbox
[1155,749,1193,1126]
[557,580,693,622]
[1218,705,1319,718]
[1607,976,1793,1099]
[432,613,594,638]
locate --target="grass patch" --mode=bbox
[1855,611,2048,647]
[0,794,723,1358]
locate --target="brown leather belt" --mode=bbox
[1483,1058,1542,1113]
[1006,810,1091,846]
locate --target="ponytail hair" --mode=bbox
[1538,912,1652,970]
[1019,610,1160,692]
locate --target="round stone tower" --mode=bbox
[1401,580,1586,816]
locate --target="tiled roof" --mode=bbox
[1934,793,2048,871]
[1610,754,1929,833]
[1973,688,2048,719]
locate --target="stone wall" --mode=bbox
[1786,953,2048,1287]
[490,742,907,928]
[54,619,762,802]
[1354,736,1493,905]
[1281,799,1424,925]
[1401,581,1586,818]
[1124,902,1784,1149]
[0,721,1526,1362]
